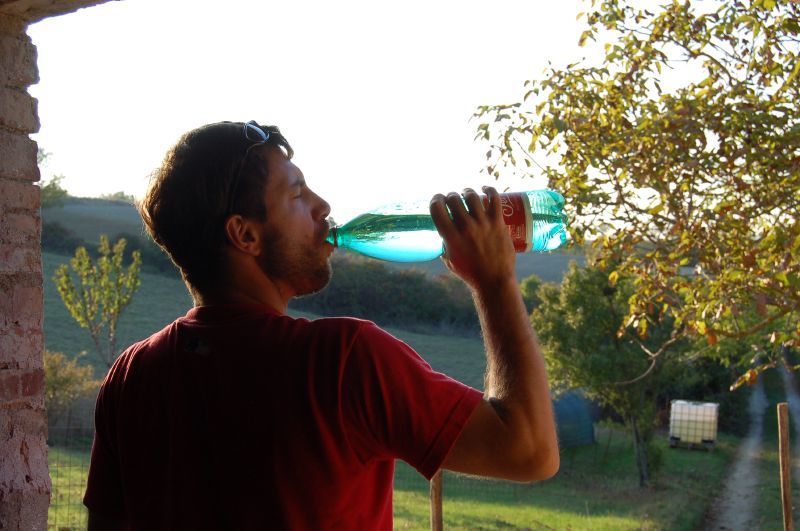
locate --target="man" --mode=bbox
[83,121,559,530]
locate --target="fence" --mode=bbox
[47,394,598,530]
[48,395,94,530]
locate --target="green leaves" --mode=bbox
[477,0,800,368]
[52,235,142,367]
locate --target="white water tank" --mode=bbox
[669,400,719,446]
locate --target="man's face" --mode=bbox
[256,147,333,298]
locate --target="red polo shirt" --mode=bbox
[84,303,482,529]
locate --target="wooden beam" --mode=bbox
[778,402,794,531]
[430,469,443,531]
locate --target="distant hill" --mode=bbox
[42,197,146,245]
[386,251,584,284]
[43,251,488,386]
[42,196,583,283]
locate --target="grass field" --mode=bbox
[392,426,738,530]
[47,426,737,530]
[49,446,91,530]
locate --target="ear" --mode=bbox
[224,215,262,256]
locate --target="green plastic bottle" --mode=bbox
[326,190,568,262]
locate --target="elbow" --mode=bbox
[517,439,560,482]
[529,447,560,481]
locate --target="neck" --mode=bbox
[194,262,291,314]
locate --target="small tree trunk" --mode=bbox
[631,415,649,487]
[65,405,73,446]
[108,326,118,368]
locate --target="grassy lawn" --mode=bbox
[48,445,91,530]
[753,369,800,529]
[392,425,738,530]
[48,427,737,530]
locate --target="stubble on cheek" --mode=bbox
[257,226,332,297]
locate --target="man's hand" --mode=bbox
[429,186,515,291]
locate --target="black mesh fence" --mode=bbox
[47,396,94,530]
[46,396,600,530]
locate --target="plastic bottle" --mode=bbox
[326,190,568,262]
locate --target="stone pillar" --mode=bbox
[0,12,49,531]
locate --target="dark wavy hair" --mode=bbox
[138,121,293,298]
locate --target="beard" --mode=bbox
[256,223,332,298]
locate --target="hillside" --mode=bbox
[42,197,580,383]
[43,251,193,373]
[43,197,147,243]
[43,252,487,387]
[42,197,582,283]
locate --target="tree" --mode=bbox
[477,0,799,377]
[37,148,70,208]
[520,273,543,313]
[40,174,70,208]
[100,191,136,203]
[44,350,100,431]
[53,235,142,367]
[532,262,688,486]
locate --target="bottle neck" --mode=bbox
[325,226,338,248]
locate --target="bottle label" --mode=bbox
[500,193,532,253]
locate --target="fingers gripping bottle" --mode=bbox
[325,190,568,263]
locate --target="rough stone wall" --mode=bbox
[0,11,48,531]
[0,0,112,21]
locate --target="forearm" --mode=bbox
[473,277,558,462]
[430,186,559,480]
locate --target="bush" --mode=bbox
[41,222,88,256]
[291,253,478,332]
[112,231,180,278]
[44,351,100,433]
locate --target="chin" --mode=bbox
[295,262,333,298]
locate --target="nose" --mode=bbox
[313,190,331,221]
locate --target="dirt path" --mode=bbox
[703,379,768,530]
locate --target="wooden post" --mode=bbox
[430,469,443,531]
[778,403,793,531]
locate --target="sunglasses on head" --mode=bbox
[226,121,271,218]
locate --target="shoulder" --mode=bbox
[311,317,411,351]
[289,315,398,347]
[101,321,178,386]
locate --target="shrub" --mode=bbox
[112,231,180,278]
[41,222,88,256]
[291,253,478,332]
[44,350,100,431]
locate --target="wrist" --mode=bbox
[471,275,523,304]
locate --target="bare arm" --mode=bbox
[430,187,559,482]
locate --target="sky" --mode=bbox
[28,0,586,223]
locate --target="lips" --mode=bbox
[318,221,333,249]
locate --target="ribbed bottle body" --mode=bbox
[326,190,568,262]
[525,190,568,252]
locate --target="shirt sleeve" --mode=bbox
[341,322,483,480]
[83,366,126,518]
